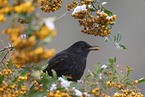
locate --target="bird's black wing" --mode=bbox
[46,53,69,70]
[44,52,74,77]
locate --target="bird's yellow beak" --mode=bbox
[88,46,99,50]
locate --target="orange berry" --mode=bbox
[96,11,100,15]
[134,80,138,84]
[106,81,110,85]
[131,92,136,96]
[113,15,117,20]
[121,81,123,83]
[130,68,133,71]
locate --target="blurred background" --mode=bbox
[0,0,145,94]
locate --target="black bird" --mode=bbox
[44,41,99,81]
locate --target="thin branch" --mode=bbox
[0,48,13,63]
[0,47,7,52]
[91,2,98,10]
[0,46,14,52]
[56,11,70,22]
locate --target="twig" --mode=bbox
[56,11,70,22]
[91,2,98,10]
[0,47,7,52]
[0,46,14,52]
[0,48,13,63]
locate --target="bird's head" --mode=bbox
[66,41,99,56]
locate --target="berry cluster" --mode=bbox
[95,11,116,37]
[40,0,62,13]
[0,0,13,23]
[66,1,78,11]
[47,90,70,97]
[92,88,100,96]
[2,25,55,64]
[33,80,44,92]
[0,0,8,7]
[0,5,13,14]
[71,0,117,37]
[0,14,7,23]
[14,1,35,13]
[91,80,144,97]
[2,25,24,42]
[11,47,55,64]
[16,72,30,82]
[0,69,30,97]
[81,0,92,5]
[113,90,144,97]
[72,10,87,19]
[33,26,56,39]
[1,69,12,78]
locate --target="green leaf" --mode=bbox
[109,26,112,29]
[89,8,96,12]
[12,76,19,83]
[123,78,132,83]
[43,71,49,78]
[7,59,13,68]
[96,62,102,66]
[113,35,116,41]
[94,65,99,70]
[51,69,57,79]
[42,63,48,71]
[108,58,113,64]
[98,5,100,10]
[85,74,92,79]
[20,68,29,76]
[42,35,53,44]
[112,77,118,80]
[0,75,4,85]
[105,36,109,42]
[0,52,6,59]
[138,79,145,84]
[104,9,113,16]
[31,70,41,79]
[27,12,34,22]
[126,66,130,77]
[126,82,133,86]
[119,44,127,49]
[117,33,122,42]
[110,23,115,26]
[114,57,116,63]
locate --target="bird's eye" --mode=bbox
[81,45,85,49]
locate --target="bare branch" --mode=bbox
[0,47,13,63]
[56,11,70,22]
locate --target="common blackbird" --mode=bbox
[44,41,99,81]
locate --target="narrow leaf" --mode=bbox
[138,79,145,84]
[0,52,6,59]
[51,69,57,79]
[105,37,109,42]
[119,44,127,49]
[85,74,92,79]
[108,58,113,64]
[0,75,4,85]
[117,33,122,42]
[89,8,96,12]
[104,9,113,16]
[113,35,116,41]
[124,78,132,83]
[94,65,99,70]
[126,82,133,86]
[114,57,116,63]
[126,66,130,77]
